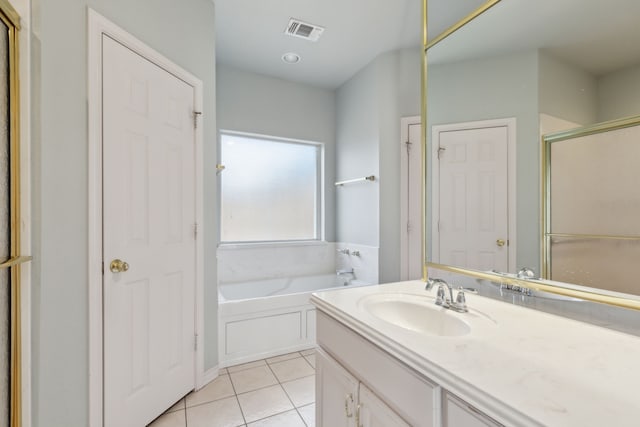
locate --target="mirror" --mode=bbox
[425,0,640,302]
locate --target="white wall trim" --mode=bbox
[431,118,517,273]
[400,116,422,280]
[198,366,220,390]
[87,9,205,426]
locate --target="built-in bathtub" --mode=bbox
[218,274,370,366]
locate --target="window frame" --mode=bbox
[218,130,325,245]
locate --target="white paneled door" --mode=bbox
[436,125,509,272]
[102,36,196,427]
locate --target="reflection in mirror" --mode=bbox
[214,0,422,286]
[545,119,640,295]
[426,0,640,302]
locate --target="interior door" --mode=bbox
[436,126,509,271]
[102,35,196,427]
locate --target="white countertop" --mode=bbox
[311,280,640,427]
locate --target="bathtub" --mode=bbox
[218,274,369,366]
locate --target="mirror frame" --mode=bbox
[422,0,640,311]
[0,1,25,425]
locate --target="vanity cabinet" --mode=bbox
[315,349,358,427]
[442,392,503,427]
[316,311,503,427]
[316,349,410,427]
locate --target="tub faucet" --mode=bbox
[336,268,354,276]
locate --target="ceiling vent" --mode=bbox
[285,18,325,42]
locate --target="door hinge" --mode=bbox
[194,333,198,351]
[405,140,412,155]
[193,223,198,239]
[407,221,411,233]
[193,111,202,129]
[437,146,446,159]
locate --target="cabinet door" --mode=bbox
[358,384,411,427]
[443,392,503,427]
[316,349,359,427]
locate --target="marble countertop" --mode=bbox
[311,280,640,427]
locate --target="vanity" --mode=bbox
[311,280,640,427]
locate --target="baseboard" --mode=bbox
[197,366,220,390]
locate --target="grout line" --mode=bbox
[183,403,188,427]
[226,368,248,426]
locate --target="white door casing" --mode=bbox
[400,116,423,281]
[88,10,205,427]
[431,119,516,273]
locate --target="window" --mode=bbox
[220,132,322,242]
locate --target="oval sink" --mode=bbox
[359,293,471,337]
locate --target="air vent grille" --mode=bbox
[285,18,324,42]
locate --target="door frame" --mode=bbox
[400,116,422,280]
[431,118,517,273]
[87,10,205,427]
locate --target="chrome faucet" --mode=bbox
[427,278,469,313]
[336,268,354,276]
[516,267,536,280]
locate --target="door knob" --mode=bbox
[110,259,130,273]
[496,239,506,247]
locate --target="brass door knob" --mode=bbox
[496,239,506,247]
[110,259,130,273]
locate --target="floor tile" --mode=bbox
[219,367,229,375]
[228,360,267,373]
[300,348,316,356]
[282,376,315,408]
[269,357,315,383]
[247,409,306,427]
[186,374,235,408]
[237,384,294,423]
[266,352,301,364]
[298,403,315,427]
[148,409,186,427]
[303,354,316,368]
[186,396,245,427]
[165,398,185,413]
[230,365,279,394]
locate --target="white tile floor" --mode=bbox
[148,349,316,427]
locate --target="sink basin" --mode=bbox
[359,293,472,337]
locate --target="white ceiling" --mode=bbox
[214,0,423,89]
[214,0,640,89]
[428,0,640,77]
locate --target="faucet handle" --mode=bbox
[452,287,469,313]
[435,284,447,307]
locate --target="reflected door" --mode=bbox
[435,125,509,271]
[102,36,196,427]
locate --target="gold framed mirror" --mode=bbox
[0,1,26,425]
[423,0,640,310]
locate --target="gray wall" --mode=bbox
[335,58,380,248]
[539,52,598,126]
[336,48,421,283]
[216,64,337,241]
[598,63,640,122]
[427,50,540,272]
[30,1,217,426]
[375,49,421,283]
